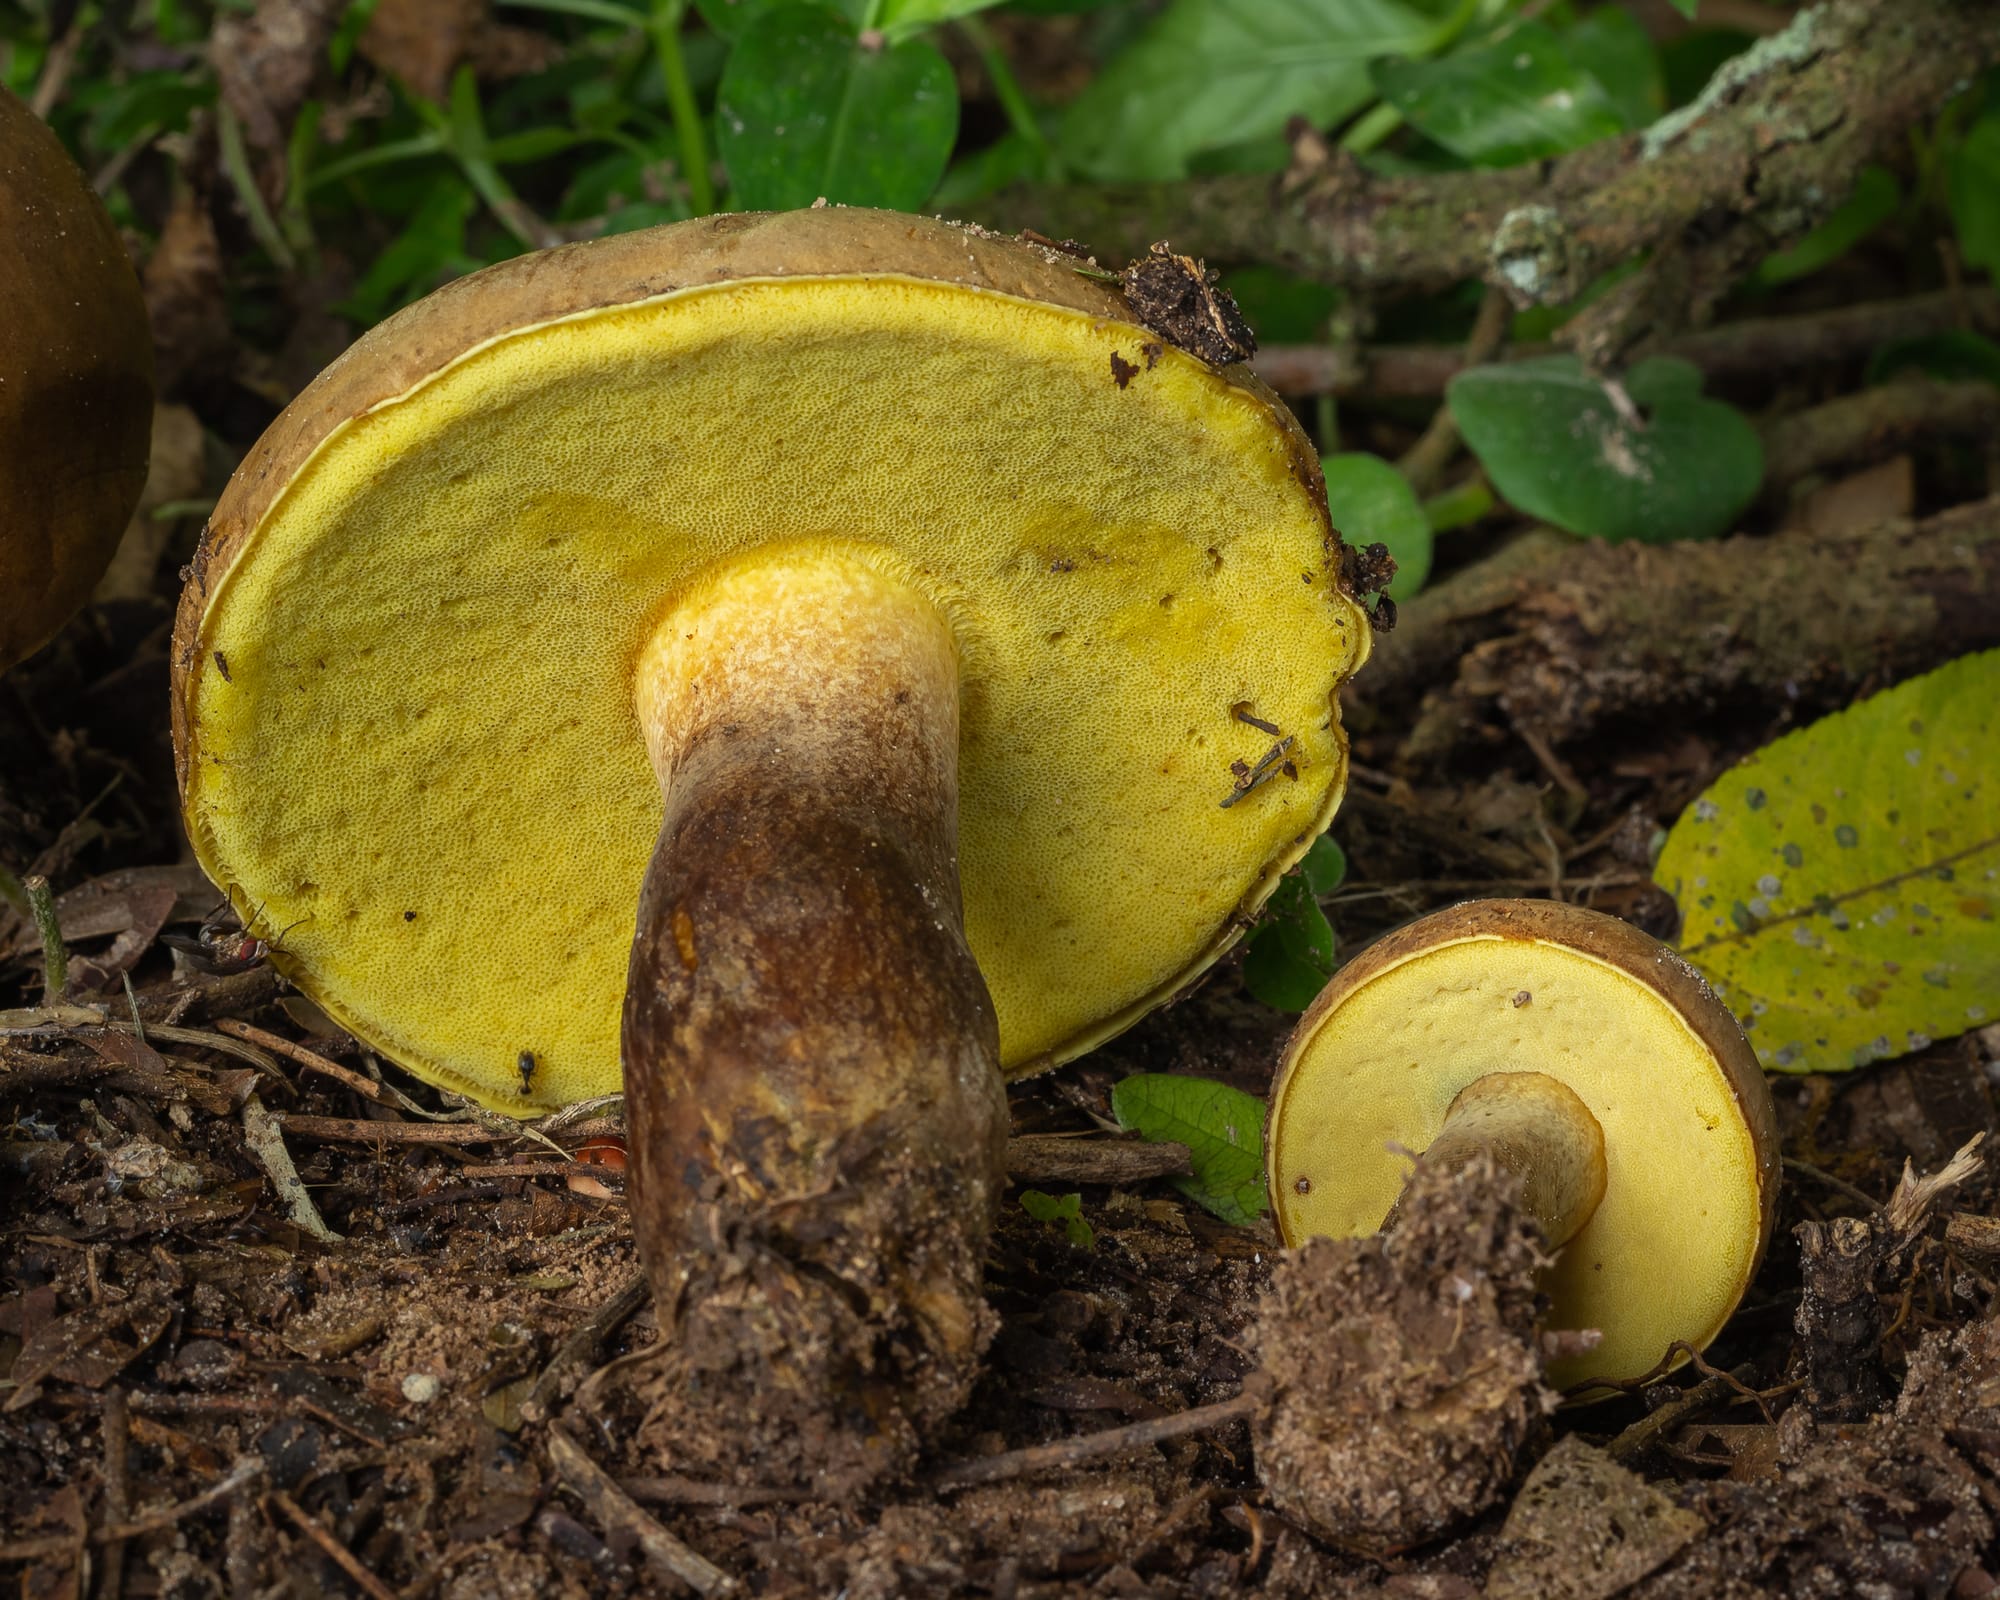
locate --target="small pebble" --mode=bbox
[401,1373,441,1404]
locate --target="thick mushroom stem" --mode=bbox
[1396,1072,1608,1250]
[620,548,1009,1496]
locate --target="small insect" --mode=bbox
[518,1050,538,1094]
[1119,242,1257,368]
[162,898,304,974]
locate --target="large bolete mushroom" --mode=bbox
[172,209,1371,1490]
[2,85,154,671]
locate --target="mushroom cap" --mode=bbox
[173,209,1372,1112]
[1,86,154,671]
[1266,899,1778,1392]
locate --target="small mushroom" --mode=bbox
[172,209,1373,1491]
[1257,899,1778,1544]
[1,86,154,672]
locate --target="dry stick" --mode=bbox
[548,1427,737,1597]
[274,1114,520,1145]
[1396,287,1510,496]
[1605,1368,1750,1465]
[102,1388,131,1600]
[0,1459,263,1564]
[934,1393,1258,1492]
[1252,287,2000,399]
[214,1018,390,1103]
[241,1096,342,1243]
[1005,1134,1193,1186]
[267,1491,398,1600]
[978,0,2000,362]
[522,1272,651,1424]
[620,1478,816,1510]
[24,875,66,1002]
[1760,377,2000,492]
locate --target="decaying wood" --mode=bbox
[1005,1134,1193,1186]
[1360,497,2000,766]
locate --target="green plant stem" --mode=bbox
[650,0,714,216]
[959,17,1054,175]
[217,105,298,274]
[1423,476,1494,532]
[1339,102,1402,155]
[1315,391,1340,454]
[25,875,66,1002]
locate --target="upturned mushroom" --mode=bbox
[1256,899,1778,1544]
[171,209,1373,1491]
[1,85,154,672]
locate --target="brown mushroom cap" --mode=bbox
[1267,899,1779,1393]
[172,208,1372,1112]
[1,86,154,671]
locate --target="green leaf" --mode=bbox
[1218,267,1340,345]
[1372,22,1624,167]
[1949,109,2000,278]
[877,0,1006,38]
[1322,452,1432,599]
[1560,8,1663,132]
[1300,833,1348,895]
[1867,330,2000,388]
[339,178,479,325]
[1754,164,1899,287]
[716,6,958,211]
[1110,1074,1268,1226]
[1057,0,1434,181]
[1665,0,1698,19]
[1019,1190,1094,1248]
[1656,650,2000,1074]
[1449,355,1763,544]
[694,0,865,37]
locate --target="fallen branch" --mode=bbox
[934,1391,1258,1492]
[1005,1134,1192,1186]
[548,1426,737,1597]
[1251,288,2000,399]
[978,0,2000,362]
[1359,496,2000,764]
[1760,379,2000,493]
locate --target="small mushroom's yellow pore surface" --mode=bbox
[182,271,1368,1112]
[1269,933,1765,1391]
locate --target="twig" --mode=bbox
[1762,379,2000,493]
[1006,1134,1193,1186]
[0,1458,264,1563]
[214,1019,390,1103]
[934,1393,1257,1491]
[1605,1368,1745,1465]
[522,1272,651,1424]
[1397,287,1509,494]
[273,1114,519,1145]
[267,1490,398,1600]
[1252,288,2000,399]
[548,1426,737,1597]
[621,1477,815,1509]
[975,0,2000,360]
[102,1388,131,1600]
[241,1096,342,1243]
[29,21,82,117]
[1783,1157,1882,1214]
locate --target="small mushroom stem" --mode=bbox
[1395,1072,1607,1250]
[621,548,1009,1496]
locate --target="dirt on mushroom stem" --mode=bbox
[613,553,1009,1498]
[1251,1155,1554,1554]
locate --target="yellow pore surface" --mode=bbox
[1268,935,1764,1391]
[185,276,1368,1112]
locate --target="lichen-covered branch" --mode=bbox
[1360,497,2000,766]
[978,0,2000,362]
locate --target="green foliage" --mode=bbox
[1018,1189,1095,1248]
[1372,22,1623,167]
[1656,651,2000,1074]
[1110,1073,1268,1226]
[1448,356,1763,545]
[1057,0,1444,181]
[1560,8,1663,132]
[1948,104,2000,278]
[1321,453,1431,603]
[715,6,957,210]
[1242,835,1346,1014]
[1868,331,2000,388]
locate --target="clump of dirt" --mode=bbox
[1250,1156,1552,1553]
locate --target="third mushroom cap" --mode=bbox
[172,208,1373,1491]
